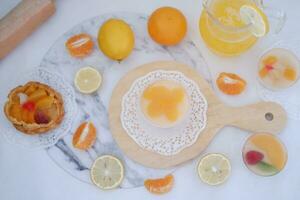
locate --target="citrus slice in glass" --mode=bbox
[74,66,102,94]
[197,153,231,186]
[240,5,269,37]
[90,155,124,190]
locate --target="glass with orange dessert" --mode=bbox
[242,133,287,176]
[140,80,189,128]
[258,48,299,90]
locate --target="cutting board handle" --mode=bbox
[224,101,287,134]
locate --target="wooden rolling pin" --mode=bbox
[0,0,56,59]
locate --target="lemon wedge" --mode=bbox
[197,153,231,186]
[74,66,102,94]
[240,5,269,37]
[90,155,124,190]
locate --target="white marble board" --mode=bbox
[40,12,212,188]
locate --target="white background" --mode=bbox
[0,0,299,199]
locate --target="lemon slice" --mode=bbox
[197,153,231,186]
[90,155,124,190]
[74,66,102,94]
[240,5,269,37]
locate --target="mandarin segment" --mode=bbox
[66,33,94,58]
[216,72,246,95]
[263,55,277,65]
[283,67,297,81]
[259,67,269,78]
[144,174,174,194]
[72,122,97,150]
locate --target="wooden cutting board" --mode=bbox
[109,61,287,169]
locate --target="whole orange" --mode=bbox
[148,7,187,46]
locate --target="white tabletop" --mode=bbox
[0,0,299,199]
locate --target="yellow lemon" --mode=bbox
[98,19,135,61]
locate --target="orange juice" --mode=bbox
[199,0,258,56]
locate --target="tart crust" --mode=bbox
[4,82,65,134]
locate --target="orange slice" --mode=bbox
[144,174,174,195]
[73,122,97,150]
[216,72,247,95]
[66,33,94,58]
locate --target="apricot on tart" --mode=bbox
[4,82,64,134]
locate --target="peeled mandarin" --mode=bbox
[216,72,247,95]
[251,134,286,170]
[144,174,174,194]
[66,33,94,58]
[73,122,97,150]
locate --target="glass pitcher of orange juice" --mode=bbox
[199,0,286,56]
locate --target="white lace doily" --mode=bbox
[121,70,208,156]
[257,39,300,120]
[0,68,77,149]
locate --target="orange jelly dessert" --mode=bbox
[242,133,287,176]
[144,174,174,194]
[258,48,299,89]
[140,80,189,127]
[216,72,247,95]
[65,33,94,58]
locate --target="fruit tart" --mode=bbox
[4,82,64,134]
